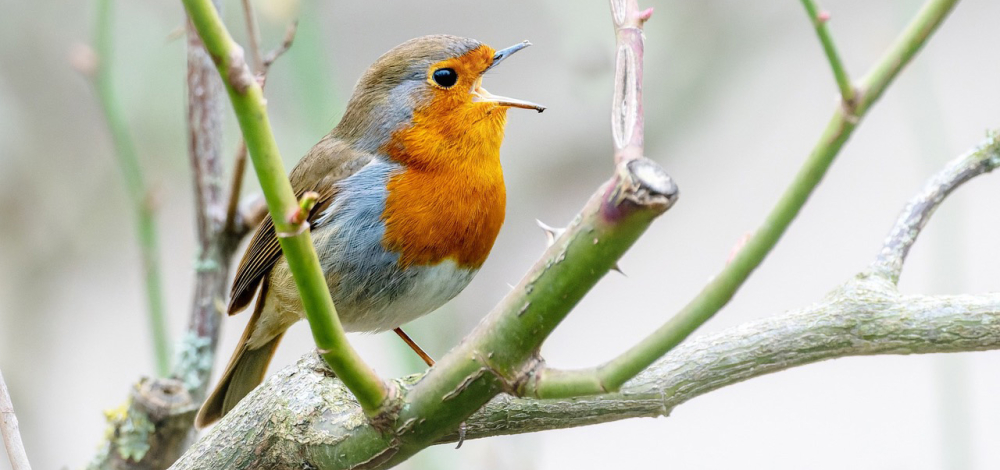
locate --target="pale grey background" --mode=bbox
[0,0,998,469]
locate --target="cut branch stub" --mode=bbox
[610,1,649,164]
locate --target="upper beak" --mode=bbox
[473,40,546,113]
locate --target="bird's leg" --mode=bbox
[393,327,435,367]
[393,328,468,448]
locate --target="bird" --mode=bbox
[195,35,544,428]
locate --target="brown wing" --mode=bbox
[227,135,375,315]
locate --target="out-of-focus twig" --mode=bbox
[799,0,856,104]
[223,18,298,236]
[0,368,31,470]
[90,0,172,377]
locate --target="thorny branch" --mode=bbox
[171,129,1000,470]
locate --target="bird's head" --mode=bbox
[334,35,544,168]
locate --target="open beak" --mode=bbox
[473,40,546,113]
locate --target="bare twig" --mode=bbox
[261,21,298,72]
[223,140,249,235]
[222,16,297,236]
[239,0,263,72]
[0,368,31,470]
[799,0,856,104]
[872,131,1000,282]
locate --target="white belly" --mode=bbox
[247,258,476,349]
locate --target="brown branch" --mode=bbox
[222,19,298,236]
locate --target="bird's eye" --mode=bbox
[432,68,458,88]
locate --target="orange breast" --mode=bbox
[380,91,509,269]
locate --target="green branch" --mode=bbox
[93,0,171,377]
[526,0,961,398]
[180,0,388,413]
[799,0,855,103]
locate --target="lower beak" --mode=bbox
[471,40,546,112]
[473,82,546,112]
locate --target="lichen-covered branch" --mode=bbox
[166,279,1000,468]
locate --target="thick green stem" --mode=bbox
[529,0,962,397]
[94,0,171,377]
[799,0,856,103]
[180,0,387,413]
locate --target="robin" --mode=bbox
[195,35,544,427]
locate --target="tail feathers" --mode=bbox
[196,280,283,429]
[195,333,283,428]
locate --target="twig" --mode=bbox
[239,0,263,72]
[262,21,297,72]
[223,141,249,235]
[535,0,963,397]
[872,131,1000,282]
[0,368,31,470]
[799,0,856,104]
[181,0,389,414]
[609,0,653,164]
[222,15,297,236]
[92,0,171,377]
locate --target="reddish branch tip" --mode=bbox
[817,11,831,24]
[638,7,654,23]
[288,191,319,225]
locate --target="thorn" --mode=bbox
[638,7,654,24]
[455,421,467,449]
[817,10,831,24]
[610,263,625,276]
[536,219,566,248]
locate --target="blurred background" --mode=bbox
[1,0,999,468]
